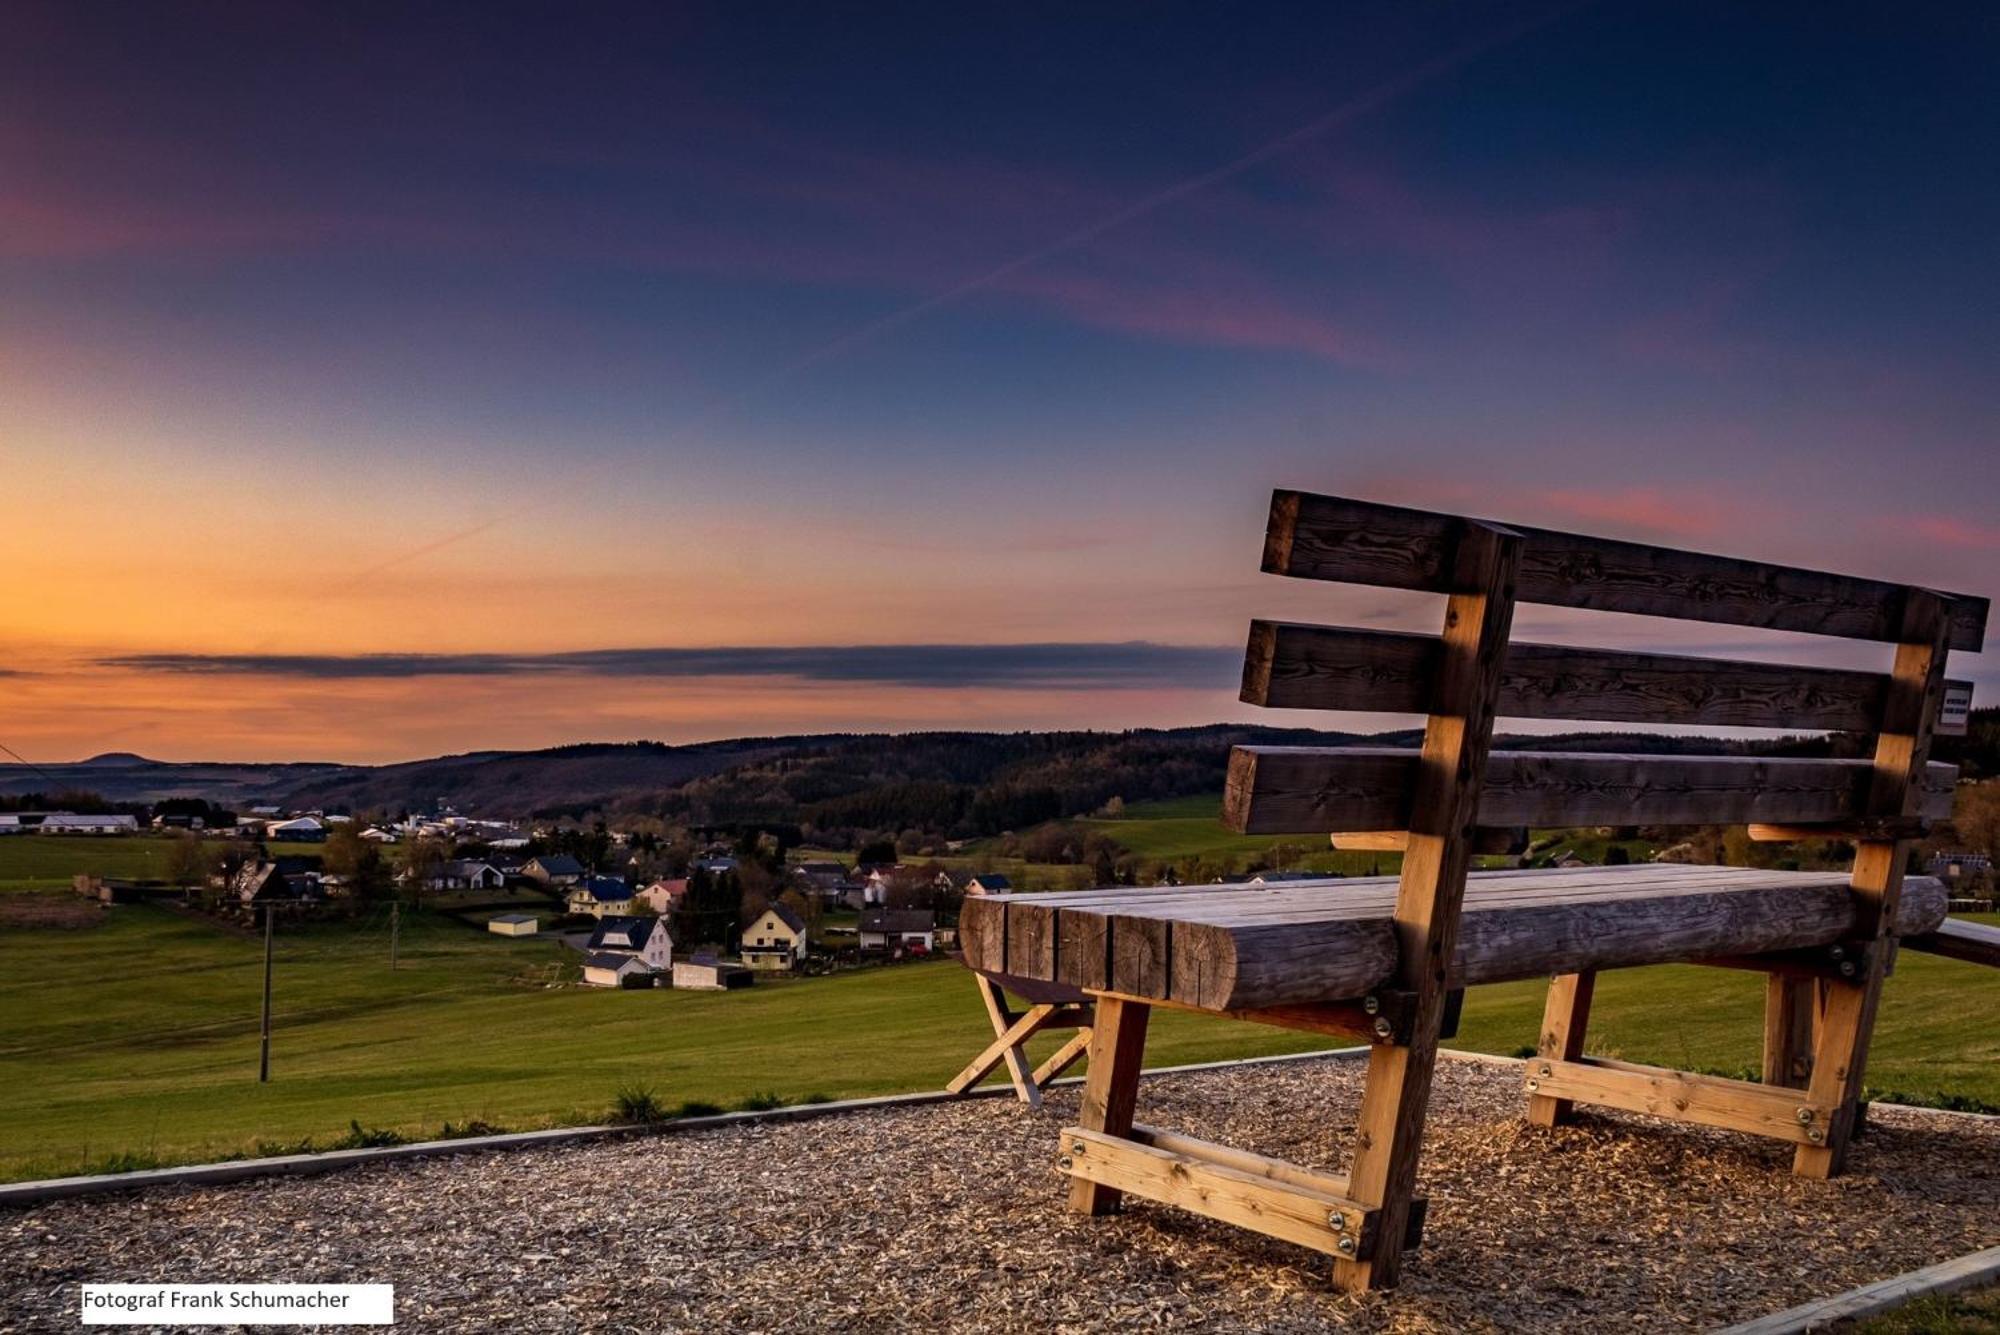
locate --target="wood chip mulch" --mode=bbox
[2,1055,1995,1333]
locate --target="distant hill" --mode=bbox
[1,707,1990,833]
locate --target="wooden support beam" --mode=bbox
[962,975,1044,1107]
[1797,589,1953,1179]
[1526,1057,1835,1144]
[1030,1028,1093,1087]
[1762,975,1816,1089]
[1331,827,1526,855]
[1337,520,1520,1293]
[1747,818,1931,843]
[1067,996,1149,1216]
[1525,971,1594,1126]
[1062,1126,1379,1260]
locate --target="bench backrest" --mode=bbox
[1226,489,1987,839]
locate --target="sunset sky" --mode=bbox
[3,2,1995,763]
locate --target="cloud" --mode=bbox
[1907,516,2000,551]
[95,643,1240,690]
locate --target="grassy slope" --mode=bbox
[0,836,328,891]
[2,897,1995,1184]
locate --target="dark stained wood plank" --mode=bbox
[1261,490,1988,651]
[1110,913,1171,999]
[1223,746,1958,834]
[1243,619,1976,733]
[1903,917,2000,969]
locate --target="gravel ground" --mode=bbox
[4,1054,1996,1333]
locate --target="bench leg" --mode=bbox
[1526,971,1595,1126]
[1761,974,1817,1090]
[1792,973,1880,1177]
[1067,996,1149,1216]
[950,975,1043,1107]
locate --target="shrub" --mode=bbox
[737,1091,784,1112]
[613,1085,666,1124]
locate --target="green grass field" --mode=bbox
[2,833,1996,1185]
[0,834,328,892]
[2,891,1996,1184]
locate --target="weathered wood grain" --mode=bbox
[1260,489,1988,650]
[957,868,1949,1011]
[1243,620,1976,733]
[1223,746,1958,834]
[1526,1056,1832,1143]
[1903,917,2000,969]
[1798,589,1955,1177]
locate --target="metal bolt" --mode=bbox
[1828,945,1845,961]
[1057,1156,1072,1171]
[1362,994,1382,1015]
[1327,1211,1347,1232]
[1072,1140,1087,1155]
[1840,962,1857,977]
[1806,1128,1825,1144]
[1525,1079,1540,1092]
[1336,1236,1358,1257]
[1795,1107,1815,1125]
[1539,1064,1553,1078]
[1372,1017,1395,1041]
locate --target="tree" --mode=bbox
[165,833,217,890]
[399,836,448,907]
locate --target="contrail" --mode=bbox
[266,6,1579,614]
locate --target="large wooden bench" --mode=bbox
[958,487,1988,1291]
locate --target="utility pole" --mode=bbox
[389,900,400,972]
[258,904,274,1083]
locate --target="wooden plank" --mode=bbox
[1527,1057,1834,1144]
[1339,519,1520,1293]
[1063,1126,1373,1259]
[1223,746,1958,834]
[957,896,1006,973]
[1067,996,1149,1216]
[1903,917,2000,969]
[1004,899,1055,980]
[1031,1028,1094,1087]
[1244,619,1977,733]
[1525,972,1594,1126]
[1761,975,1816,1089]
[971,975,1041,1108]
[1260,489,1989,651]
[961,871,1951,1011]
[1798,589,1954,1178]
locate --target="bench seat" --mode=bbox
[960,864,1948,1013]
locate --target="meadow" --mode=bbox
[1,831,1995,1184]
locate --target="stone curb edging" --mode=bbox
[1714,1244,2000,1334]
[0,1045,1368,1208]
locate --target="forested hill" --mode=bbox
[3,708,1993,842]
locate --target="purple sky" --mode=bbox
[2,2,1994,761]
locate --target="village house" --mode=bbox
[523,854,585,887]
[857,908,937,956]
[487,913,539,937]
[359,826,399,844]
[634,878,689,915]
[264,816,326,842]
[690,855,738,876]
[566,876,635,918]
[580,953,654,988]
[38,813,141,835]
[739,904,808,971]
[586,915,672,969]
[964,874,1012,896]
[671,957,753,991]
[228,860,322,911]
[420,859,505,892]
